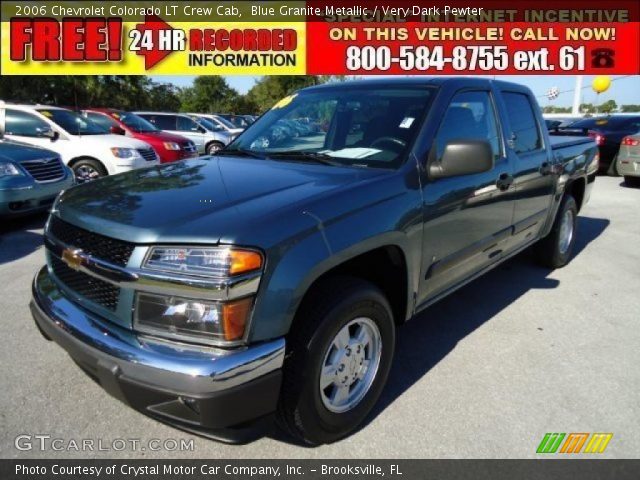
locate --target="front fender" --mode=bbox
[248,180,422,342]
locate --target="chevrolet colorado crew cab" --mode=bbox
[30,78,597,445]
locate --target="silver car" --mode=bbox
[191,113,244,136]
[617,133,640,187]
[134,112,234,155]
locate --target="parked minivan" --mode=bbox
[135,112,235,155]
[0,139,74,217]
[0,105,159,182]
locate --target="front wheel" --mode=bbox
[277,277,395,445]
[534,195,578,269]
[72,158,108,183]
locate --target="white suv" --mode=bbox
[0,105,159,182]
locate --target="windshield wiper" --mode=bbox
[268,151,344,166]
[216,148,268,160]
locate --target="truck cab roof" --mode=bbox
[299,77,528,93]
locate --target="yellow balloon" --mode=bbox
[592,76,611,94]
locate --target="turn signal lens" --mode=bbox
[144,247,263,277]
[229,250,263,275]
[222,297,254,341]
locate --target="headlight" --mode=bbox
[0,163,23,177]
[135,293,253,343]
[144,246,263,277]
[163,142,181,151]
[110,147,141,159]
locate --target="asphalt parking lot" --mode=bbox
[1,176,639,459]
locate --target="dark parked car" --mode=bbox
[31,78,597,445]
[544,117,579,131]
[0,139,74,217]
[550,115,640,175]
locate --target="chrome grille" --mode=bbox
[20,157,65,182]
[48,216,135,267]
[50,256,120,311]
[137,148,157,162]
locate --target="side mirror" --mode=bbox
[110,125,126,135]
[429,140,494,179]
[38,128,59,141]
[196,126,206,133]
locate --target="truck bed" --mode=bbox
[549,135,594,150]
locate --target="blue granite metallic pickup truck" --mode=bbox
[30,78,598,445]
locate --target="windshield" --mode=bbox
[219,114,247,128]
[224,86,434,169]
[213,115,236,129]
[115,112,159,133]
[37,109,107,135]
[192,116,223,132]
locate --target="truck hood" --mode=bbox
[55,156,384,244]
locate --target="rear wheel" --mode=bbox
[72,158,108,183]
[534,195,578,269]
[277,277,395,445]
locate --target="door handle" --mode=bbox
[540,162,552,175]
[496,173,513,191]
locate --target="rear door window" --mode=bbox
[503,92,543,153]
[176,116,199,132]
[150,115,177,130]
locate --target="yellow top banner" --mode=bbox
[0,1,307,75]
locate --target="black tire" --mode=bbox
[71,158,108,183]
[624,176,640,187]
[277,276,395,445]
[534,195,578,269]
[206,142,225,155]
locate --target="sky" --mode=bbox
[152,75,640,107]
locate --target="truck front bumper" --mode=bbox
[30,266,284,440]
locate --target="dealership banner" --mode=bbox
[1,0,639,75]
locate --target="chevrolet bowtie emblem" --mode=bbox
[61,248,84,271]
